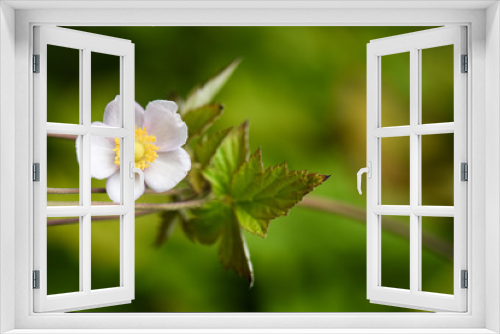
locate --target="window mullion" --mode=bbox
[121,51,135,293]
[78,49,84,293]
[409,48,420,294]
[81,48,92,293]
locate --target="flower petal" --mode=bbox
[134,171,146,200]
[135,102,145,128]
[106,172,121,203]
[92,121,106,127]
[106,171,145,203]
[103,96,121,127]
[75,135,82,165]
[144,148,191,192]
[90,135,118,179]
[103,95,145,128]
[143,100,188,152]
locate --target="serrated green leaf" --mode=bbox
[155,211,179,247]
[231,148,264,195]
[232,208,268,239]
[231,149,328,237]
[189,128,232,194]
[183,104,224,140]
[218,212,254,286]
[193,127,232,168]
[181,59,241,114]
[188,200,254,286]
[203,121,249,196]
[188,202,226,245]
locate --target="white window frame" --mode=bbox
[366,26,468,312]
[0,1,499,333]
[33,25,137,313]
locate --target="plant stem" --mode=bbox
[135,199,208,211]
[298,196,453,261]
[48,188,106,194]
[47,211,156,226]
[47,198,208,211]
[45,188,452,260]
[47,187,189,196]
[47,201,120,206]
[48,133,78,140]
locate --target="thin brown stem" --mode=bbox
[47,187,189,196]
[48,188,106,194]
[298,196,453,261]
[47,133,78,140]
[45,189,452,260]
[47,198,208,212]
[134,199,208,211]
[47,210,155,226]
[48,201,120,206]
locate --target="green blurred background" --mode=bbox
[45,26,455,312]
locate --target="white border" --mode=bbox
[0,2,17,334]
[485,2,500,333]
[0,1,496,333]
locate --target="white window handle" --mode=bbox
[357,162,372,195]
[130,162,145,198]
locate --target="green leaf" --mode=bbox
[218,212,254,287]
[231,148,264,194]
[193,127,232,168]
[187,200,253,285]
[189,123,327,285]
[203,121,249,196]
[188,201,226,245]
[183,104,224,140]
[155,211,179,247]
[178,212,196,243]
[231,149,329,237]
[189,128,232,194]
[181,59,241,114]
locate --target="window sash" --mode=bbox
[32,26,136,313]
[366,26,468,312]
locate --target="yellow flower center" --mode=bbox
[113,126,160,170]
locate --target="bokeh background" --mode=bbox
[45,26,455,312]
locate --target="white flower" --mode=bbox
[77,95,191,203]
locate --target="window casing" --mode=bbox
[1,2,497,333]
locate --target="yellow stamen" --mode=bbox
[113,126,160,170]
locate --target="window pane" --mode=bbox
[381,136,410,205]
[381,52,410,127]
[421,45,454,124]
[91,215,121,290]
[421,216,454,294]
[90,136,122,205]
[381,215,410,290]
[47,45,80,124]
[421,134,454,206]
[47,217,80,295]
[91,52,121,127]
[47,135,81,206]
